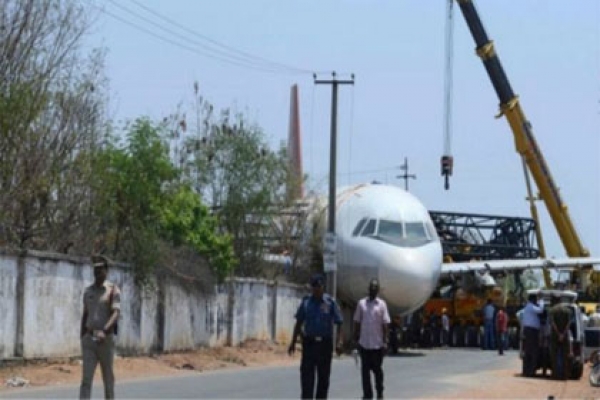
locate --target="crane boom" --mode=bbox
[455,0,590,261]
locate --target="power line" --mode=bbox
[108,0,303,74]
[91,1,312,75]
[126,0,314,75]
[103,0,302,74]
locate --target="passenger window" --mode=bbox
[361,219,377,236]
[352,218,368,237]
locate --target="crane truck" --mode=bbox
[410,0,599,352]
[454,0,600,305]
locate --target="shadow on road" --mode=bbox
[387,351,425,358]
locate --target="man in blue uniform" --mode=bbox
[521,293,545,377]
[288,274,344,399]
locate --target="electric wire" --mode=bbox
[126,0,313,75]
[91,1,313,75]
[103,0,303,75]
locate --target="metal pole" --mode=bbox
[328,77,338,300]
[315,72,354,294]
[397,157,416,192]
[315,72,354,348]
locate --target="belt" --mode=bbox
[524,326,540,331]
[86,328,111,336]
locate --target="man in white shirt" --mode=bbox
[354,279,391,400]
[520,293,545,377]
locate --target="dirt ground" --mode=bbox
[0,339,296,391]
[431,363,600,399]
[2,342,599,398]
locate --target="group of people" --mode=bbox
[391,308,451,350]
[82,259,600,398]
[288,275,390,399]
[481,299,510,354]
[520,292,575,380]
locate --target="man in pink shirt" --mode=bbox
[496,305,508,355]
[353,279,391,400]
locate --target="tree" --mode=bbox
[172,89,293,277]
[159,185,236,281]
[0,0,107,251]
[92,118,235,282]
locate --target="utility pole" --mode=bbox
[397,157,417,191]
[314,71,354,305]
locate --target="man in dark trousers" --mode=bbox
[495,305,508,355]
[482,299,496,350]
[353,279,391,400]
[520,293,544,377]
[549,295,573,380]
[288,274,343,399]
[80,255,121,399]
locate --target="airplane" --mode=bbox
[281,85,600,316]
[327,181,600,315]
[334,182,442,315]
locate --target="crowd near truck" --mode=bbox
[519,289,586,380]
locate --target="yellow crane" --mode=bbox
[454,0,599,299]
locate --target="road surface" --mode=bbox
[0,349,584,398]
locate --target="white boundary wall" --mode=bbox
[0,250,307,360]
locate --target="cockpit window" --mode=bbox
[352,218,368,237]
[361,219,377,236]
[405,222,428,240]
[358,218,434,247]
[378,220,404,238]
[426,222,439,240]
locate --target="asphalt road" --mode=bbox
[1,349,520,399]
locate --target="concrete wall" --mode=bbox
[0,250,308,360]
[0,256,17,359]
[273,283,307,344]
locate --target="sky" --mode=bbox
[86,0,600,259]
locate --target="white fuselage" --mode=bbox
[332,183,443,315]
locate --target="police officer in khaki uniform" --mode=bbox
[79,256,121,400]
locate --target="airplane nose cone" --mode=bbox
[378,243,442,315]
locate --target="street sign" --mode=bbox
[323,232,337,272]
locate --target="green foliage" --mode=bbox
[92,118,235,282]
[159,186,236,280]
[182,110,292,276]
[0,0,104,250]
[0,2,302,283]
[92,119,175,275]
